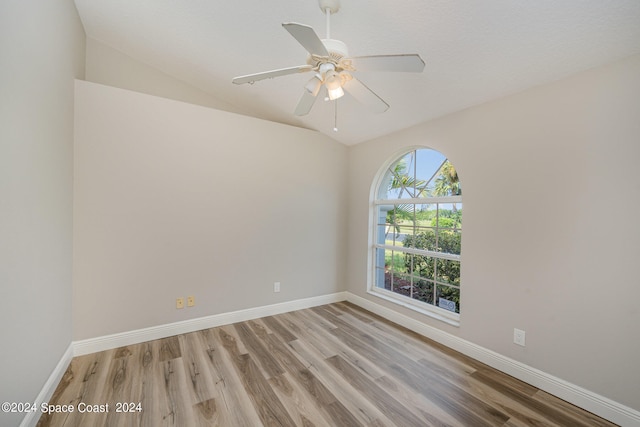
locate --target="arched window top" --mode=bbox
[377,148,461,200]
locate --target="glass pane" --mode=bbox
[415,225,434,237]
[415,149,447,197]
[412,255,435,280]
[437,285,460,313]
[374,266,386,290]
[379,169,398,199]
[377,206,402,247]
[386,152,416,199]
[392,272,413,298]
[436,229,461,255]
[412,279,434,305]
[385,235,405,248]
[374,248,386,270]
[404,228,437,252]
[396,221,415,238]
[377,205,393,226]
[415,204,434,228]
[432,160,461,197]
[384,249,407,293]
[435,203,461,230]
[375,205,390,246]
[395,203,415,235]
[405,253,415,276]
[436,259,461,286]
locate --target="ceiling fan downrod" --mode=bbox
[319,0,340,39]
[326,7,331,39]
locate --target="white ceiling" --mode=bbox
[74,0,640,145]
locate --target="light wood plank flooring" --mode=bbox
[37,302,618,426]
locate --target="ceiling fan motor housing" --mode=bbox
[322,38,348,59]
[307,38,349,68]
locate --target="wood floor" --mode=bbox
[37,302,617,427]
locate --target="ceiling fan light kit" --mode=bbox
[325,71,344,100]
[305,75,323,96]
[232,0,425,124]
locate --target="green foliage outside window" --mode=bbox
[403,230,461,312]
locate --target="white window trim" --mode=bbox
[366,287,461,326]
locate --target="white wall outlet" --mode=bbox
[187,296,195,307]
[176,297,184,309]
[274,282,281,293]
[514,328,526,347]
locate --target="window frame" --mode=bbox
[367,148,462,326]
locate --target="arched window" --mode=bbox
[370,148,462,321]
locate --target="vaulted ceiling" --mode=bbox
[74,0,640,145]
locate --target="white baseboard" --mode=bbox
[20,343,74,427]
[346,292,640,427]
[73,292,348,356]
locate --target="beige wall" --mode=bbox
[0,0,85,425]
[85,37,251,116]
[73,80,347,340]
[347,54,640,410]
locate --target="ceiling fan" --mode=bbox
[232,0,425,117]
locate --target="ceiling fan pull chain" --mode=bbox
[333,99,338,132]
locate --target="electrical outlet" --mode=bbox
[176,297,185,309]
[274,282,281,293]
[514,328,526,347]
[187,296,195,307]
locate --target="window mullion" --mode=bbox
[373,244,461,261]
[375,196,462,205]
[435,203,439,253]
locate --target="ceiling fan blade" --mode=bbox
[232,65,313,85]
[282,22,329,57]
[349,54,425,73]
[343,77,389,113]
[294,90,318,116]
